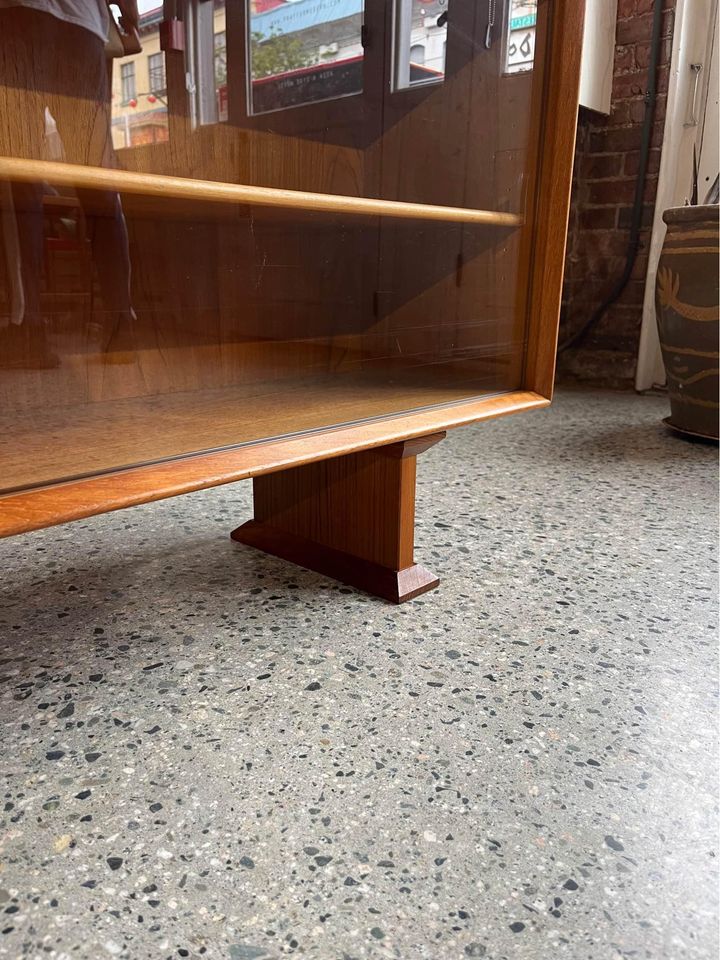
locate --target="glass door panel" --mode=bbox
[0,0,552,495]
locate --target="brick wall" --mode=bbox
[558,0,676,386]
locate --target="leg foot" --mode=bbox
[231,433,445,603]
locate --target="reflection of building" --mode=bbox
[108,0,460,138]
[110,3,228,149]
[111,6,168,149]
[248,0,448,111]
[109,1,537,148]
[250,0,364,74]
[249,0,446,78]
[406,0,447,76]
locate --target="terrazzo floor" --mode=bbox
[0,389,717,960]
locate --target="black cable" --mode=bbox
[558,0,665,354]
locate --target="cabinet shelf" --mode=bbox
[0,157,524,227]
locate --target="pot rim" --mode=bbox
[663,204,719,225]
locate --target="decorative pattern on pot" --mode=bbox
[656,206,719,440]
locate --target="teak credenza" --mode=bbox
[0,0,584,601]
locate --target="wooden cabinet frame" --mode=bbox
[0,0,584,602]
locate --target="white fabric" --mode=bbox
[0,0,109,41]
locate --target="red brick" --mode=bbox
[580,154,624,179]
[563,277,612,303]
[623,147,662,176]
[562,277,591,299]
[636,0,675,14]
[604,100,634,126]
[614,43,636,73]
[635,37,673,68]
[616,10,674,44]
[612,70,650,100]
[627,94,667,126]
[589,127,643,153]
[583,256,627,283]
[582,229,628,259]
[656,65,670,94]
[580,338,640,362]
[594,307,643,338]
[631,251,651,281]
[650,119,666,147]
[579,208,618,230]
[586,318,641,344]
[600,304,644,327]
[581,259,624,283]
[618,278,649,305]
[629,97,649,123]
[612,152,658,192]
[578,234,625,260]
[635,172,660,203]
[574,117,592,145]
[617,0,638,18]
[564,261,583,290]
[588,179,639,205]
[634,41,651,68]
[617,203,656,229]
[617,13,656,43]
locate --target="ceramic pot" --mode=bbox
[656,204,719,439]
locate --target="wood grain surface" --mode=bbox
[0,390,548,538]
[232,433,445,602]
[0,157,525,227]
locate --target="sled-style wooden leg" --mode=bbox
[231,432,445,603]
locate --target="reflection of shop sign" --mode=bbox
[510,14,537,30]
[253,0,364,39]
[506,13,536,74]
[252,56,363,113]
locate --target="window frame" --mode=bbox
[120,61,136,105]
[214,29,227,89]
[237,0,367,123]
[392,0,447,93]
[147,51,167,95]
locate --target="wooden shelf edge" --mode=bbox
[0,391,549,539]
[0,157,525,227]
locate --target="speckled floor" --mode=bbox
[0,389,717,960]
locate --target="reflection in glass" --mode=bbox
[148,52,167,95]
[215,27,228,120]
[247,0,365,115]
[0,0,546,496]
[504,0,537,75]
[0,192,523,494]
[394,0,447,91]
[0,4,136,371]
[110,6,168,148]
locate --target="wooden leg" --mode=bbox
[231,432,445,603]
